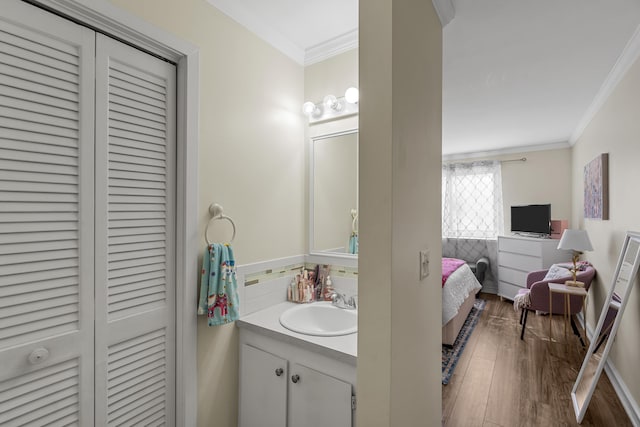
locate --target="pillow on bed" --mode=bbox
[543,264,572,281]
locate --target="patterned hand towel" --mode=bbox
[349,233,358,254]
[198,243,239,326]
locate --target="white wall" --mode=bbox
[571,53,640,413]
[108,1,305,425]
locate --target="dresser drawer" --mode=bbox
[499,252,543,272]
[498,281,523,301]
[498,266,529,287]
[498,237,542,257]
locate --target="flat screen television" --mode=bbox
[511,204,551,236]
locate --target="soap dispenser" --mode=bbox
[323,276,334,301]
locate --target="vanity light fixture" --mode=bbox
[302,87,359,123]
[323,94,343,111]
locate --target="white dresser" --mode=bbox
[498,235,572,300]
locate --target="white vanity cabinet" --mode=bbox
[498,235,572,300]
[238,328,355,427]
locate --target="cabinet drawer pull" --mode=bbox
[291,374,300,383]
[275,368,284,377]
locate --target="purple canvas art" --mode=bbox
[583,153,609,220]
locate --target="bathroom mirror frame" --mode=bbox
[571,230,640,423]
[309,126,358,259]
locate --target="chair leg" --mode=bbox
[570,315,586,347]
[521,308,529,340]
[520,307,525,325]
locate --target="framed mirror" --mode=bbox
[309,129,358,257]
[572,231,640,423]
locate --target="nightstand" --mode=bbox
[548,282,588,345]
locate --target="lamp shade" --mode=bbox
[557,229,593,252]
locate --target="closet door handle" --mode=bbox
[291,374,300,384]
[275,368,284,377]
[28,348,50,365]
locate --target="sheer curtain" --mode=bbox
[442,160,504,293]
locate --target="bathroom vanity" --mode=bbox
[237,302,357,427]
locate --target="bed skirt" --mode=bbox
[442,289,478,346]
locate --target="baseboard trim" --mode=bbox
[583,318,640,426]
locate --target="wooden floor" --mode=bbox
[443,294,632,427]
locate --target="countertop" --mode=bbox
[236,301,357,365]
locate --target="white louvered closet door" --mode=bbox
[94,34,176,426]
[0,1,96,425]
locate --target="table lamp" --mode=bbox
[557,229,593,287]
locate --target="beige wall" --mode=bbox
[304,49,359,105]
[571,55,640,408]
[108,1,305,426]
[454,148,573,232]
[358,0,442,425]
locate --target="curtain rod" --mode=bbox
[501,157,527,163]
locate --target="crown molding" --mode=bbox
[304,29,358,66]
[570,23,640,145]
[442,140,571,162]
[432,0,455,27]
[206,0,305,65]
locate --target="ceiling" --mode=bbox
[208,0,640,156]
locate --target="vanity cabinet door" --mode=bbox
[239,344,288,427]
[289,363,352,427]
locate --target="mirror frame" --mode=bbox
[571,230,640,423]
[309,127,358,258]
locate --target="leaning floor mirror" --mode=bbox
[572,231,640,423]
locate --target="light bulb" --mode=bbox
[323,94,342,111]
[302,101,317,116]
[345,87,359,104]
[323,94,337,109]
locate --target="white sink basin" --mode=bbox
[279,302,357,336]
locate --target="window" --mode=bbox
[442,161,504,239]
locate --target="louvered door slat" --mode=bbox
[0,190,78,203]
[110,102,165,125]
[0,139,78,158]
[95,33,175,425]
[110,95,166,117]
[0,62,79,94]
[109,278,165,296]
[0,267,77,288]
[0,240,78,257]
[0,75,79,104]
[0,149,78,166]
[0,276,78,298]
[1,127,78,148]
[0,2,94,425]
[0,95,78,121]
[108,271,165,289]
[0,103,78,130]
[0,304,78,330]
[109,67,164,92]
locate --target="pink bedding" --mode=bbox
[442,258,466,287]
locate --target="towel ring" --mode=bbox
[205,203,236,245]
[351,208,358,234]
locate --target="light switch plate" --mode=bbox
[420,249,430,280]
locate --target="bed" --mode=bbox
[442,258,482,346]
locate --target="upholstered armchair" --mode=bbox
[519,265,596,342]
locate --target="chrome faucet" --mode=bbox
[331,292,357,310]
